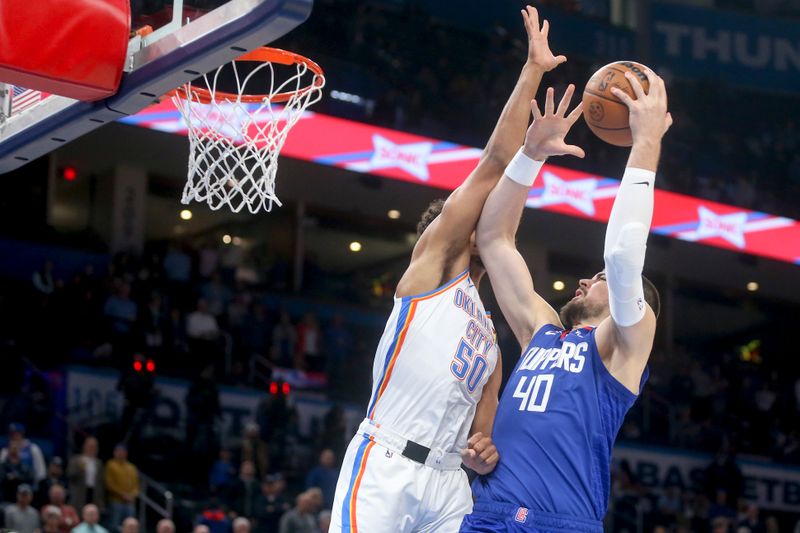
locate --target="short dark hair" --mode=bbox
[642,275,660,319]
[416,199,445,238]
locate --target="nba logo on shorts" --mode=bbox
[514,507,528,523]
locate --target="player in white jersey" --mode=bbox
[329,7,567,532]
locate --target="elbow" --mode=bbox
[479,150,510,174]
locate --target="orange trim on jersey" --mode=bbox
[348,440,376,531]
[367,269,470,419]
[368,300,418,419]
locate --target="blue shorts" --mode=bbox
[459,501,604,533]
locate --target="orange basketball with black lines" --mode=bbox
[582,61,651,147]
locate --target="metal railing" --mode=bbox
[138,471,174,531]
[249,353,274,388]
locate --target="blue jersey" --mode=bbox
[472,324,647,521]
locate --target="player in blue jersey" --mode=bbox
[459,69,672,532]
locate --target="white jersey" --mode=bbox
[365,268,499,453]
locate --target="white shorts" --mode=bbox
[330,429,473,532]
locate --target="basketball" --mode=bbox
[582,61,651,147]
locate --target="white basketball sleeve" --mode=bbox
[603,167,655,327]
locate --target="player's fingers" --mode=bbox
[643,67,662,98]
[610,87,634,108]
[467,432,484,448]
[470,437,490,455]
[486,451,500,466]
[478,444,497,463]
[563,144,586,159]
[521,9,530,36]
[554,55,567,65]
[531,99,543,121]
[541,19,549,38]
[527,6,540,34]
[545,87,555,116]
[624,72,646,101]
[460,448,476,462]
[556,84,575,117]
[567,102,584,125]
[665,112,674,131]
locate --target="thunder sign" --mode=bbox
[121,100,800,266]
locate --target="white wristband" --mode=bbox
[504,148,545,187]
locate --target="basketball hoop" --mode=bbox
[171,47,324,213]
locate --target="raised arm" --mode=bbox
[595,68,672,393]
[477,86,584,349]
[398,6,565,296]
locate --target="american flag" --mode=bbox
[10,85,42,115]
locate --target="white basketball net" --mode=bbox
[173,55,324,213]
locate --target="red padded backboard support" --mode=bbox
[0,0,130,101]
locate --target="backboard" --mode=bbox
[0,0,313,173]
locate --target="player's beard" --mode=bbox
[559,298,605,329]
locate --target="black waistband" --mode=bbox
[401,439,430,464]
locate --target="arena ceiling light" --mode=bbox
[387,209,401,219]
[222,234,232,244]
[552,280,565,291]
[349,241,362,252]
[180,209,193,220]
[746,281,759,292]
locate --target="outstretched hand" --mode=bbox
[610,68,673,146]
[522,6,566,72]
[522,84,585,161]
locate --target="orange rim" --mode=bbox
[169,47,324,104]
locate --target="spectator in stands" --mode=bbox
[36,457,67,507]
[304,449,337,509]
[318,510,331,533]
[66,437,105,511]
[254,473,290,533]
[737,503,766,533]
[705,449,744,508]
[186,299,222,370]
[104,444,139,529]
[305,487,323,516]
[232,517,251,533]
[1,422,47,484]
[103,281,138,340]
[186,365,221,483]
[271,311,296,367]
[278,491,316,533]
[1,440,35,502]
[227,461,259,519]
[71,504,108,533]
[139,291,167,355]
[295,312,321,372]
[155,519,175,533]
[44,484,80,533]
[319,406,347,459]
[187,299,221,341]
[708,489,737,525]
[323,314,352,392]
[240,303,271,358]
[711,516,732,533]
[42,505,63,533]
[201,272,232,318]
[241,423,269,480]
[4,484,40,533]
[192,526,211,533]
[117,353,156,445]
[121,517,139,533]
[33,259,55,295]
[163,243,192,284]
[209,448,236,496]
